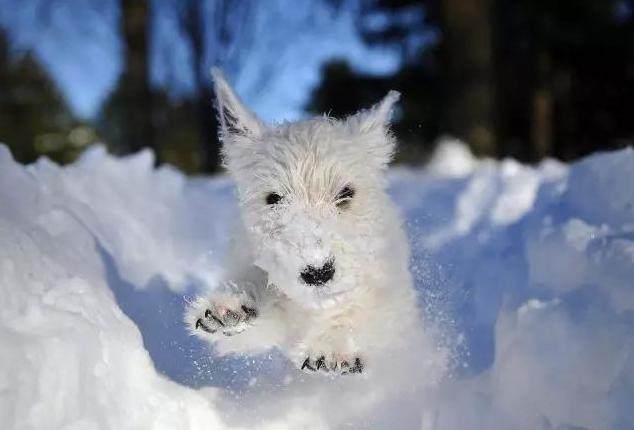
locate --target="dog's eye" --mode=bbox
[266,192,282,205]
[336,185,355,209]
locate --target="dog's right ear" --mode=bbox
[211,68,263,141]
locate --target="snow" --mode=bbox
[425,137,479,178]
[1,142,633,429]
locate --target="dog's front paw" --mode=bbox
[186,291,257,338]
[300,353,364,376]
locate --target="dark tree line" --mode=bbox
[309,0,634,163]
[3,0,633,170]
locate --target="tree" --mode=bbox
[0,29,94,164]
[495,0,634,160]
[355,0,497,157]
[307,59,442,163]
[117,0,155,157]
[98,0,157,159]
[178,0,220,172]
[438,0,495,156]
[175,0,257,172]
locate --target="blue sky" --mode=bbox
[0,0,402,123]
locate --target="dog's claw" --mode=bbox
[195,318,216,334]
[241,305,257,318]
[348,357,364,374]
[315,355,327,370]
[210,313,225,327]
[301,357,316,371]
[225,309,241,324]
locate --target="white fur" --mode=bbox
[186,68,435,379]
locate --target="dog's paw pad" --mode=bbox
[189,299,257,337]
[300,355,364,375]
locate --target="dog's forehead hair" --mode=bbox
[249,119,361,201]
[215,69,399,201]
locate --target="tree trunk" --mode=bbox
[197,86,221,172]
[531,89,552,160]
[120,0,155,158]
[530,50,553,160]
[440,0,497,156]
[182,0,222,172]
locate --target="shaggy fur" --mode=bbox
[185,69,428,377]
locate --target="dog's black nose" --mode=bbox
[300,259,335,286]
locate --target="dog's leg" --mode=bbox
[296,331,366,376]
[293,312,366,376]
[294,284,406,376]
[185,275,293,356]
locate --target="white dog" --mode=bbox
[186,69,429,378]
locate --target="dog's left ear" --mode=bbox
[346,90,400,169]
[211,68,264,141]
[357,90,400,133]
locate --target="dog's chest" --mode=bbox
[296,288,376,332]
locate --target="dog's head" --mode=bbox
[213,69,399,307]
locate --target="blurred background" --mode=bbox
[0,0,633,173]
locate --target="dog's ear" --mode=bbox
[211,68,263,141]
[346,90,400,169]
[356,90,400,132]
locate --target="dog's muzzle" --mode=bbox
[300,258,335,286]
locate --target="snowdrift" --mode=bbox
[0,142,632,429]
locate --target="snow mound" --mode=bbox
[426,136,479,178]
[1,142,633,429]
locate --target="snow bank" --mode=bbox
[1,142,632,429]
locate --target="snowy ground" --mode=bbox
[0,141,632,429]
